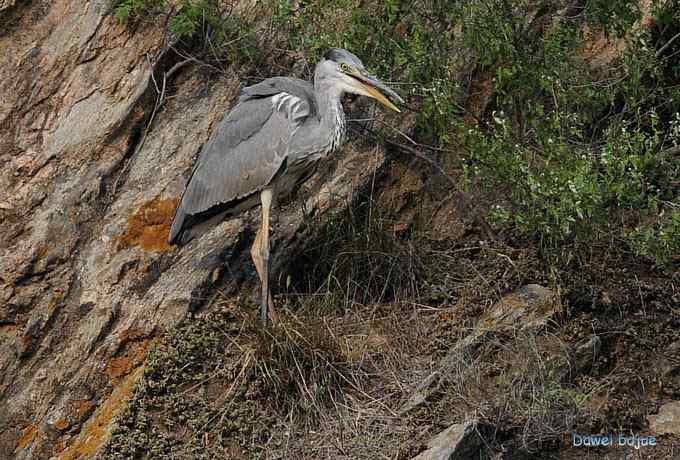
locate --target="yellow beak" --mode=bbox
[359,82,401,113]
[348,69,403,113]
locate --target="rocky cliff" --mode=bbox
[0,2,392,457]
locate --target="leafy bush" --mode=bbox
[631,210,680,267]
[458,2,679,269]
[273,0,678,271]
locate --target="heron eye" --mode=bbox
[340,63,351,73]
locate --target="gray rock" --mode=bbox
[648,401,680,435]
[412,422,484,460]
[573,334,601,373]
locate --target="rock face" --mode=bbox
[0,2,388,458]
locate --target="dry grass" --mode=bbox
[103,234,677,459]
[288,199,423,310]
[254,311,368,418]
[102,291,437,459]
[268,301,438,459]
[437,329,589,451]
[104,186,679,459]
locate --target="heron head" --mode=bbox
[319,48,404,112]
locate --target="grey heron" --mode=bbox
[168,48,404,324]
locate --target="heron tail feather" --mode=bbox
[168,207,187,245]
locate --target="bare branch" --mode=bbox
[656,31,680,58]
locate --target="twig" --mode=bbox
[375,118,459,154]
[195,349,253,433]
[112,58,191,197]
[165,58,191,81]
[170,45,227,76]
[660,144,680,159]
[142,58,192,151]
[656,31,680,58]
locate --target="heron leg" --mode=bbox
[250,189,276,324]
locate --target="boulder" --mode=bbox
[648,401,680,435]
[412,422,484,460]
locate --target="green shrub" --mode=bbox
[631,210,680,268]
[114,0,679,269]
[112,0,165,23]
[111,0,262,68]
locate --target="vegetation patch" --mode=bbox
[270,0,679,274]
[110,0,267,73]
[290,196,423,311]
[102,304,376,458]
[436,329,585,452]
[108,0,679,272]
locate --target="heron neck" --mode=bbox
[314,72,346,152]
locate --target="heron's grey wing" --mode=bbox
[169,91,311,244]
[239,77,316,115]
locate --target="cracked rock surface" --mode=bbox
[0,2,388,458]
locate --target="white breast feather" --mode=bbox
[328,101,346,154]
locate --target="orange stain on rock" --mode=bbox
[54,334,159,458]
[75,399,95,421]
[104,356,133,382]
[104,337,154,385]
[117,197,179,252]
[15,424,38,452]
[104,333,159,385]
[55,418,69,431]
[58,367,144,460]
